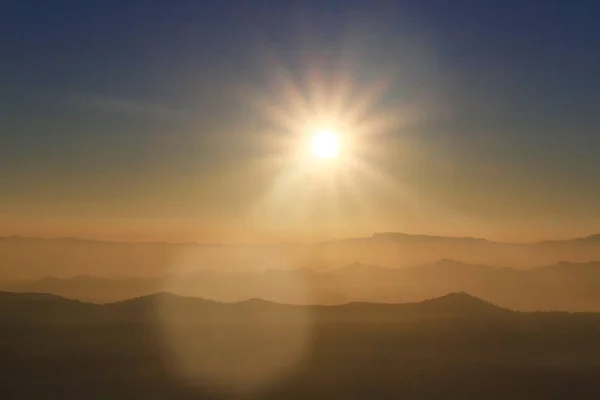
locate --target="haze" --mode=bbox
[3,2,600,398]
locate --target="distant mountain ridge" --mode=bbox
[369,232,491,243]
[5,260,600,312]
[3,231,600,245]
[4,232,600,291]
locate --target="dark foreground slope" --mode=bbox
[1,292,600,399]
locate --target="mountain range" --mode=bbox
[3,232,600,280]
[5,259,600,311]
[3,290,600,398]
[0,290,509,325]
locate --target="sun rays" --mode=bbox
[238,53,421,236]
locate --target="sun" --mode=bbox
[310,130,340,159]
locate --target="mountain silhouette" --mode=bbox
[415,292,507,315]
[4,275,160,303]
[370,232,491,243]
[0,290,512,324]
[6,260,600,311]
[0,291,94,323]
[2,290,600,399]
[4,232,600,281]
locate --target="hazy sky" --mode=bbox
[2,0,600,242]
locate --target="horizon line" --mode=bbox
[0,231,598,246]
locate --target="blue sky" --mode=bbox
[1,0,600,241]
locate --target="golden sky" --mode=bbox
[2,2,600,243]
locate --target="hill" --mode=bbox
[2,291,600,398]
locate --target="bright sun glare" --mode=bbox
[310,130,340,159]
